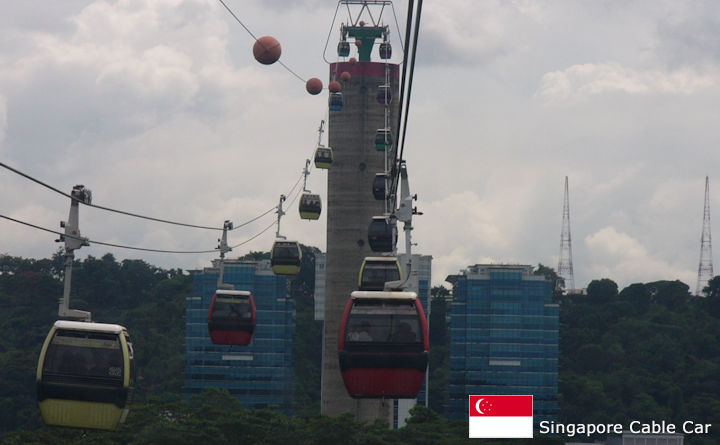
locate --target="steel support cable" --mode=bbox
[0,214,220,254]
[397,0,422,164]
[216,0,306,84]
[0,161,293,232]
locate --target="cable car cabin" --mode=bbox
[299,193,322,220]
[376,84,392,105]
[314,146,333,169]
[329,92,344,111]
[270,240,302,275]
[368,216,396,253]
[337,40,350,57]
[36,320,134,431]
[379,42,392,60]
[338,291,429,398]
[358,257,402,291]
[372,173,386,201]
[208,290,256,346]
[374,129,393,151]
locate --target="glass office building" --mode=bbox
[446,264,558,424]
[185,259,294,414]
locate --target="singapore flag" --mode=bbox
[469,395,533,438]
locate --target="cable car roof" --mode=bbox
[53,320,127,333]
[214,289,251,296]
[350,291,417,300]
[363,256,399,263]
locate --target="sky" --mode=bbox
[2,0,720,291]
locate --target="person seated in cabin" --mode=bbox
[391,322,416,343]
[348,321,373,342]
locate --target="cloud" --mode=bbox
[584,226,693,288]
[538,62,718,102]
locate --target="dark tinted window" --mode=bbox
[43,330,124,380]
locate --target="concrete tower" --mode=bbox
[321,58,400,420]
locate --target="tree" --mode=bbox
[586,278,618,299]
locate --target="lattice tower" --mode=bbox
[557,176,575,292]
[696,176,713,296]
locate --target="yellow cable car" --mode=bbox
[299,193,322,220]
[314,146,333,169]
[37,320,134,431]
[270,240,302,275]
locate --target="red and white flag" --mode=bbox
[468,395,533,438]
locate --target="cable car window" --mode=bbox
[43,330,124,381]
[274,243,300,259]
[346,301,420,344]
[360,263,400,289]
[211,297,252,319]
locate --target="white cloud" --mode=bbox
[538,62,718,102]
[584,226,694,288]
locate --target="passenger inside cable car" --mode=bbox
[270,240,302,275]
[299,193,322,220]
[339,291,428,398]
[208,290,255,346]
[37,321,134,431]
[314,147,333,169]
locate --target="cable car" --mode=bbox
[368,216,396,253]
[299,193,322,220]
[379,42,392,60]
[372,173,386,201]
[208,290,256,346]
[376,84,392,105]
[37,320,134,431]
[314,146,333,169]
[358,257,402,291]
[338,291,428,398]
[374,128,392,151]
[271,239,302,275]
[329,92,344,111]
[338,40,350,57]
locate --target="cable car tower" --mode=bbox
[322,0,403,423]
[696,176,713,296]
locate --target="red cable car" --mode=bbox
[208,290,256,345]
[338,291,429,398]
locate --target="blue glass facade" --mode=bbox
[447,265,558,424]
[184,260,294,414]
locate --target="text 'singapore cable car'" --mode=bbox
[358,257,402,291]
[314,146,333,169]
[208,290,256,345]
[368,216,396,253]
[299,193,322,220]
[36,320,134,430]
[372,173,386,201]
[338,291,428,398]
[270,240,302,275]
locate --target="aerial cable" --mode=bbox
[0,214,220,254]
[0,161,290,232]
[397,0,422,163]
[216,0,307,84]
[230,219,277,249]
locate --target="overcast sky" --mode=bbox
[2,0,720,291]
